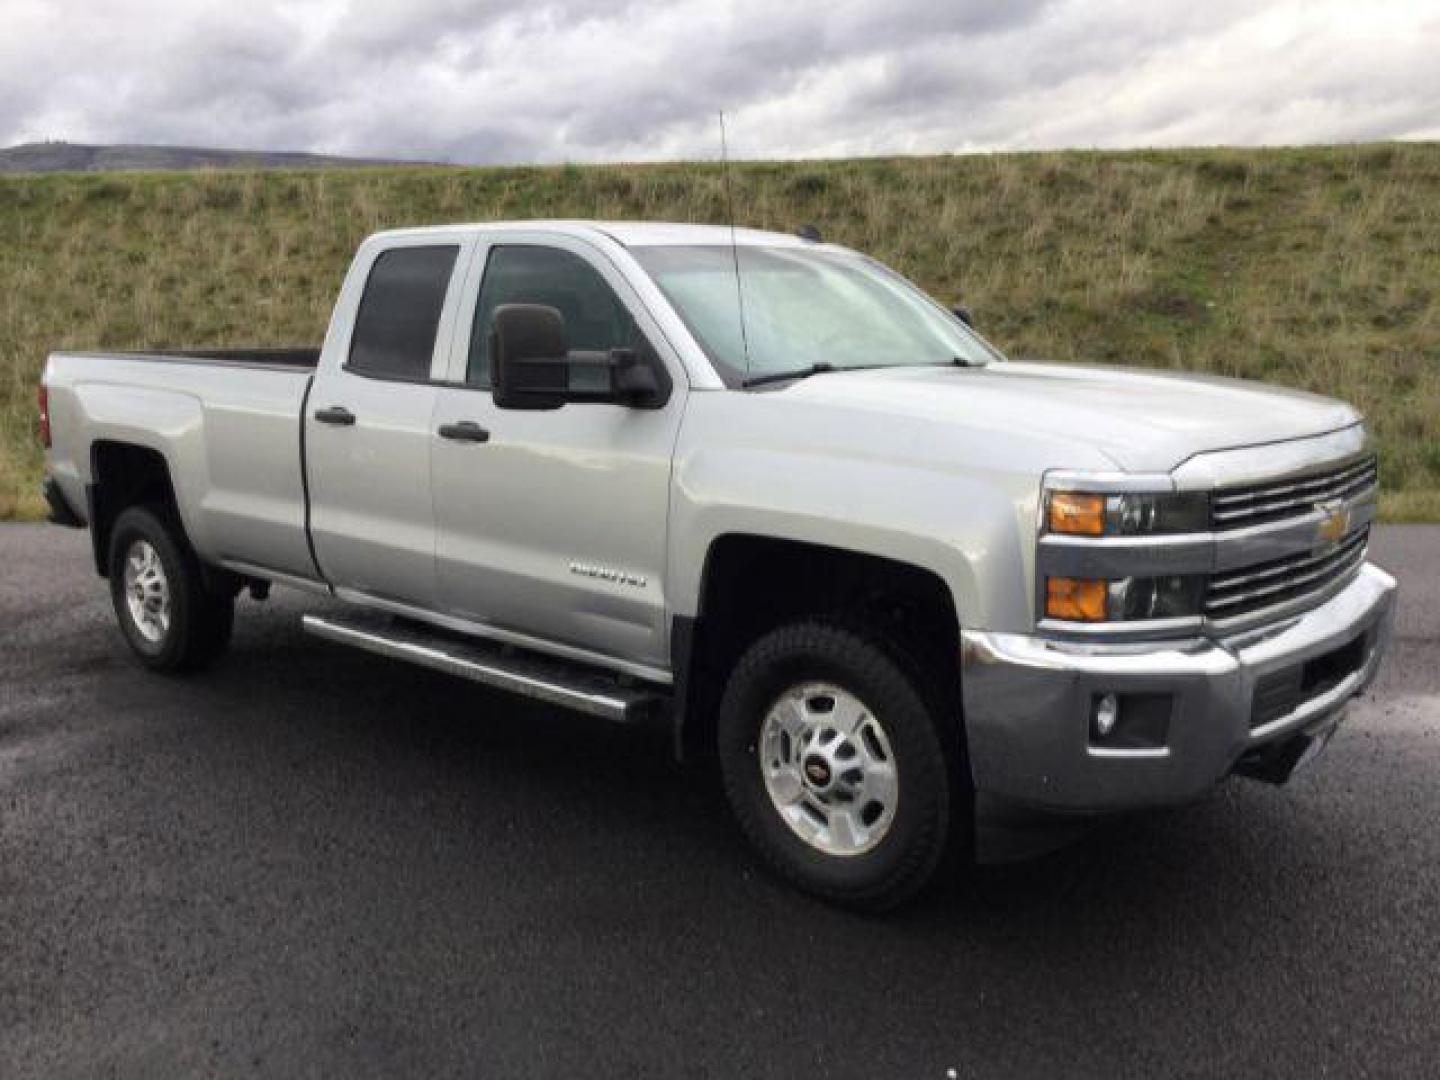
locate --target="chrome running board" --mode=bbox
[302,611,667,723]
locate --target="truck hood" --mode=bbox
[780,361,1361,473]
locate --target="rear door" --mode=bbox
[306,234,473,607]
[430,233,686,671]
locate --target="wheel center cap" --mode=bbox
[802,754,832,789]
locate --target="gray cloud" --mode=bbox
[1,0,1435,162]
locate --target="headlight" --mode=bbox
[1039,474,1212,628]
[1045,490,1209,536]
[1045,574,1205,623]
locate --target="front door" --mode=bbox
[430,236,685,670]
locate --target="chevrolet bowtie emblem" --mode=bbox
[1315,498,1350,549]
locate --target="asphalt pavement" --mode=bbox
[2,523,1437,1078]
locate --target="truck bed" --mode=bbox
[43,347,321,583]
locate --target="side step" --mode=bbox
[302,611,668,723]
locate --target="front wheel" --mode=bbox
[717,621,956,910]
[108,504,234,673]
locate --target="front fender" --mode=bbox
[669,443,1038,634]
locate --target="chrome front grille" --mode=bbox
[1211,455,1377,530]
[1205,526,1369,622]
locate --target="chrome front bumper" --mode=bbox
[960,562,1396,817]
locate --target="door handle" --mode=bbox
[437,421,491,443]
[314,406,356,426]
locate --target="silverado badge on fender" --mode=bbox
[569,561,648,588]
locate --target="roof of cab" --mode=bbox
[368,220,833,250]
[588,221,821,248]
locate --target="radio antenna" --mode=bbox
[718,110,751,375]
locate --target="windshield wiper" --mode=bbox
[740,362,837,388]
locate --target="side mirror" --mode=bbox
[492,303,570,411]
[951,304,974,328]
[491,302,670,411]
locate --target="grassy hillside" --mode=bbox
[2,144,1437,520]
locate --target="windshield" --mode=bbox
[630,244,1001,386]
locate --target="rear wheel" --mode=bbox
[108,505,233,672]
[717,621,955,910]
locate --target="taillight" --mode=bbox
[38,383,51,448]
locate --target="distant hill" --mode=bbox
[0,141,437,173]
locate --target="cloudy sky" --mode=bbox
[2,0,1436,163]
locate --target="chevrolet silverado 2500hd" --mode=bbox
[39,221,1396,908]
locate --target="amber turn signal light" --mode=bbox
[1046,576,1108,621]
[1047,491,1106,535]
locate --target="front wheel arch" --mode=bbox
[672,534,967,769]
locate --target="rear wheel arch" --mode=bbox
[89,441,182,577]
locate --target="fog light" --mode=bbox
[1093,692,1120,737]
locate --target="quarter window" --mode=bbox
[348,246,459,380]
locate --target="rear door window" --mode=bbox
[348,246,459,380]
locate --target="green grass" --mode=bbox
[2,144,1437,520]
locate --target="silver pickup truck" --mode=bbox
[39,220,1396,908]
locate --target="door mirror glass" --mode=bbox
[491,304,570,410]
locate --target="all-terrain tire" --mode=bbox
[717,621,956,910]
[107,504,234,673]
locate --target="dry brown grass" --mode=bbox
[1,144,1436,520]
